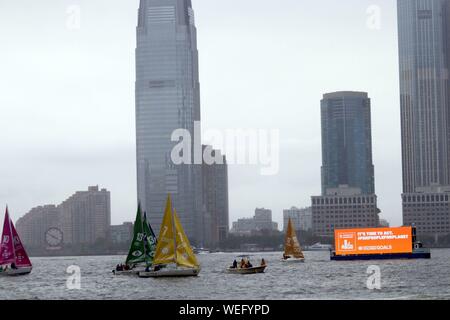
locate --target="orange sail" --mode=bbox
[284,218,304,259]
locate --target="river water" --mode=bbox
[1,250,450,300]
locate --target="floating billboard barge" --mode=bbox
[330,226,431,261]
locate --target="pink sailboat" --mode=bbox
[0,207,32,276]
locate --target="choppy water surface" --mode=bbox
[1,250,450,300]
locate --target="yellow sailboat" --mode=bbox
[138,195,201,278]
[281,218,305,263]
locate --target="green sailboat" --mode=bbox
[113,204,157,275]
[143,211,157,264]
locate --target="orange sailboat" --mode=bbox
[281,218,305,263]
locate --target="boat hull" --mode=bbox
[226,266,266,274]
[330,251,431,261]
[0,266,32,276]
[112,268,144,276]
[281,258,305,263]
[138,268,201,278]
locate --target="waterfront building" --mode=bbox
[312,185,379,237]
[201,145,229,248]
[16,205,61,248]
[111,222,134,244]
[320,91,375,195]
[135,0,203,244]
[283,207,312,232]
[398,0,450,237]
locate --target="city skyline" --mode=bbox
[0,0,402,228]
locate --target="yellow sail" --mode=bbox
[173,209,199,269]
[153,195,176,265]
[284,218,304,259]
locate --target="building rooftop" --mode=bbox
[323,91,368,99]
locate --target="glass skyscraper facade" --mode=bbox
[398,0,450,236]
[135,0,203,244]
[398,0,450,193]
[320,92,375,195]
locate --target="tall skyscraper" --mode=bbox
[398,0,450,236]
[398,0,450,193]
[320,92,375,195]
[135,0,203,244]
[312,92,379,237]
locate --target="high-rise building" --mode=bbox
[60,186,111,245]
[312,92,379,237]
[283,207,312,232]
[201,145,229,248]
[398,0,450,236]
[320,92,375,195]
[398,0,450,193]
[135,0,203,245]
[16,186,111,250]
[16,205,61,248]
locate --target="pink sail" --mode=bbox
[10,218,32,267]
[0,207,15,265]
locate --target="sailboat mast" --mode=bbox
[172,205,177,265]
[7,208,17,263]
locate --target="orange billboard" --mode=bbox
[335,227,413,256]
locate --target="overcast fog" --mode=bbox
[0,0,401,228]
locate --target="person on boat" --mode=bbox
[261,259,266,267]
[283,254,291,260]
[154,265,162,272]
[240,259,246,269]
[246,260,253,268]
[231,260,238,269]
[10,262,17,270]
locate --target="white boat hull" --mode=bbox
[138,268,201,278]
[112,268,143,276]
[226,266,266,274]
[0,266,32,276]
[281,258,305,263]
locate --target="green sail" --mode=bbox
[143,212,157,265]
[125,204,146,265]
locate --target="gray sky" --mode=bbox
[0,0,402,229]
